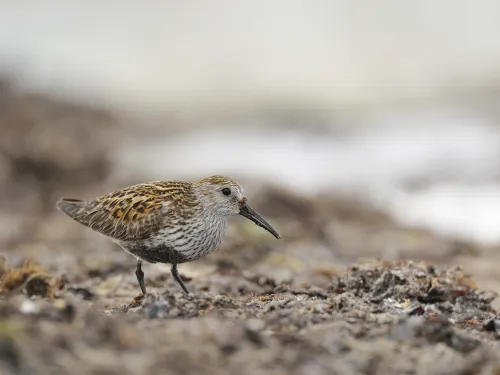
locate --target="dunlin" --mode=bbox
[57,176,280,295]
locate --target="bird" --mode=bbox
[57,175,280,295]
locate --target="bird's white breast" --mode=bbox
[155,213,229,261]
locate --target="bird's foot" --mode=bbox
[129,293,145,308]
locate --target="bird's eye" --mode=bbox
[221,188,231,196]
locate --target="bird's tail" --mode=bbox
[56,198,90,223]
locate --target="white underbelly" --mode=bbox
[157,218,228,261]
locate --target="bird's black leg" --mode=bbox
[171,264,189,294]
[135,260,147,295]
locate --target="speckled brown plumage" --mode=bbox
[58,181,199,241]
[57,175,280,295]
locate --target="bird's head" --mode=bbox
[194,175,280,239]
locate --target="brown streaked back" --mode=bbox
[56,181,198,242]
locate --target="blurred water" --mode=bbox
[116,110,500,245]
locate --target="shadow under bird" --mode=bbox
[57,175,280,295]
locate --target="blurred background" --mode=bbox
[1,1,500,293]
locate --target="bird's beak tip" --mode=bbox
[239,203,280,239]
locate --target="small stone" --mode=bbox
[313,303,326,314]
[246,318,265,332]
[53,299,77,322]
[19,299,38,315]
[483,319,500,334]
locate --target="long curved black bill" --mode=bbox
[239,203,281,239]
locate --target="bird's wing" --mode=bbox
[57,183,173,241]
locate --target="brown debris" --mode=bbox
[128,294,144,308]
[0,260,56,298]
[0,240,500,375]
[330,259,498,326]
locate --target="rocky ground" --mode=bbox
[2,82,500,374]
[1,257,500,375]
